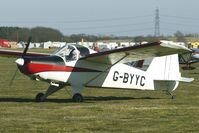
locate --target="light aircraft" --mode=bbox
[179,48,199,70]
[191,48,199,61]
[0,38,194,102]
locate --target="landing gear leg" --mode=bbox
[35,84,65,102]
[167,91,175,99]
[71,84,84,102]
[35,93,45,102]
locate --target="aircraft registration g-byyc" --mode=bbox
[0,39,194,102]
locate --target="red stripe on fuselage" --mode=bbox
[26,63,100,74]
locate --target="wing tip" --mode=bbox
[160,40,191,52]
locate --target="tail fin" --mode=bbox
[147,54,181,81]
[147,54,181,91]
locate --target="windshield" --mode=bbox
[53,44,79,61]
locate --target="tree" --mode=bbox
[134,36,145,44]
[0,26,64,42]
[30,27,64,42]
[174,31,186,42]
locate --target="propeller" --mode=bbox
[22,37,31,58]
[15,37,31,66]
[10,37,31,87]
[9,67,19,87]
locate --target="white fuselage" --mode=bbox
[34,61,178,92]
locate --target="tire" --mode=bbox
[72,93,83,102]
[35,93,45,102]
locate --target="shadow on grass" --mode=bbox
[84,96,161,102]
[0,96,162,103]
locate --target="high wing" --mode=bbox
[0,49,50,57]
[79,41,191,65]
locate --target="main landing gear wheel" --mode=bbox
[35,93,45,102]
[72,93,83,102]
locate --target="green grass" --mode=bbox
[0,56,199,133]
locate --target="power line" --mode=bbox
[0,14,153,24]
[4,12,199,35]
[161,27,199,34]
[159,14,199,35]
[161,14,199,21]
[162,21,199,28]
[61,21,154,31]
[68,27,154,36]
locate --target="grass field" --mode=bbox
[0,55,198,133]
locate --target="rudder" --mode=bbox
[147,54,181,91]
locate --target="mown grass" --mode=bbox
[0,55,198,133]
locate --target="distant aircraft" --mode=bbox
[192,48,199,61]
[179,48,199,70]
[0,38,194,102]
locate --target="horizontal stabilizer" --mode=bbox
[179,77,194,82]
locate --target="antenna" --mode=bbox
[154,8,160,37]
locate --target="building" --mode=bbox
[9,41,18,48]
[190,42,199,49]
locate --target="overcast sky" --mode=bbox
[0,0,199,36]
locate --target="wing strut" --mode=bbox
[84,53,129,86]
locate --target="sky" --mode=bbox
[0,0,199,36]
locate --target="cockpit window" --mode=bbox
[53,44,91,62]
[66,48,78,61]
[124,58,153,71]
[53,44,79,61]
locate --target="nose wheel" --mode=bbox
[72,93,83,102]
